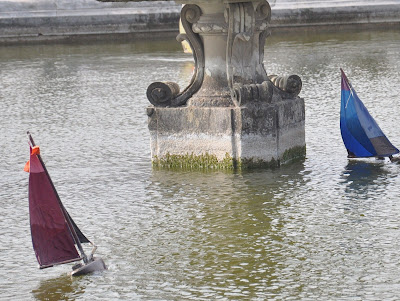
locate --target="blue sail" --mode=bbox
[340,69,399,158]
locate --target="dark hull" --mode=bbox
[70,257,107,277]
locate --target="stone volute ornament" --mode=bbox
[146,0,305,169]
[146,0,302,108]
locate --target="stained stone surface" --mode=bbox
[148,99,305,169]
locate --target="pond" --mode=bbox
[1,28,400,300]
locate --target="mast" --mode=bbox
[27,132,88,264]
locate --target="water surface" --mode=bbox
[1,30,400,300]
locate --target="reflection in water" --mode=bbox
[145,163,306,299]
[32,275,84,301]
[341,160,389,197]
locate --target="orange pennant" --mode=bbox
[24,160,30,172]
[31,146,40,155]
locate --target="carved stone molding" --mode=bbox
[226,1,272,106]
[192,13,228,34]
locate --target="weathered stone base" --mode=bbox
[147,97,305,170]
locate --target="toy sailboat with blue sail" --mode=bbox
[340,68,399,159]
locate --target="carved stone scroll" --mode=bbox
[269,74,302,96]
[146,4,205,107]
[233,81,274,106]
[147,82,180,107]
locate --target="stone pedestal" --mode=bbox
[146,0,305,169]
[148,99,305,169]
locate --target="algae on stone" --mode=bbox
[152,152,235,170]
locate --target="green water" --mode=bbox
[1,29,400,300]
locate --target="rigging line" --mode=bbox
[345,88,353,109]
[344,77,353,109]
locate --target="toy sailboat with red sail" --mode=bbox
[24,132,106,276]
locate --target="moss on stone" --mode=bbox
[153,152,279,170]
[281,145,306,164]
[152,152,235,170]
[152,146,305,170]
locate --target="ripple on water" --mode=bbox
[1,31,400,300]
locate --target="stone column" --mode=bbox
[146,0,305,169]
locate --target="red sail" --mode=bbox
[28,147,81,268]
